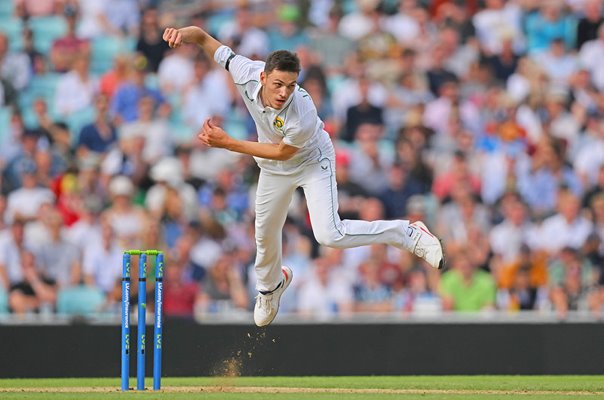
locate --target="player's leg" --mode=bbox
[253,170,296,326]
[302,158,444,269]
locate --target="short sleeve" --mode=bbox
[214,45,264,84]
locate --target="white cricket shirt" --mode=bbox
[214,45,333,175]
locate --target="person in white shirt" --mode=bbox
[54,55,98,117]
[162,25,445,327]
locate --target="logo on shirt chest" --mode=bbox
[273,116,285,134]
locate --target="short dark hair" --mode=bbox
[264,50,301,74]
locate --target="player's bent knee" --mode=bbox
[314,229,345,248]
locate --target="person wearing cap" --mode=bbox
[162,23,445,327]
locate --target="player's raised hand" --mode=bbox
[162,28,182,48]
[198,118,231,149]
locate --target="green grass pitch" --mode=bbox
[0,376,603,399]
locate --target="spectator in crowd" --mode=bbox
[472,0,524,55]
[588,192,604,253]
[485,35,520,83]
[82,217,123,295]
[101,175,147,249]
[119,95,171,164]
[182,55,232,131]
[354,244,403,313]
[15,0,61,19]
[395,134,433,194]
[517,138,582,217]
[298,248,354,319]
[426,42,459,97]
[268,4,309,52]
[338,0,380,42]
[5,159,55,224]
[50,5,90,73]
[0,219,30,292]
[348,123,392,195]
[308,6,355,76]
[440,248,497,312]
[423,78,481,137]
[535,38,579,87]
[301,71,337,135]
[8,250,57,315]
[0,32,32,95]
[157,43,195,95]
[99,54,131,99]
[102,0,140,38]
[136,6,171,73]
[77,94,117,155]
[34,210,80,288]
[100,126,149,188]
[494,244,548,311]
[218,6,269,60]
[525,2,576,55]
[54,55,98,117]
[342,76,384,143]
[332,150,369,220]
[381,0,420,46]
[579,24,604,91]
[31,98,71,156]
[110,54,168,126]
[432,150,481,202]
[64,193,103,253]
[145,157,198,224]
[537,189,593,255]
[162,254,200,319]
[379,162,424,219]
[574,118,604,190]
[549,246,599,319]
[76,0,109,39]
[576,0,603,50]
[489,192,537,263]
[197,254,248,314]
[437,183,491,251]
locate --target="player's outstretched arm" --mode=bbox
[163,26,222,61]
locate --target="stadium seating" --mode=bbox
[0,106,11,144]
[56,285,105,316]
[0,1,14,19]
[28,16,68,54]
[0,17,24,51]
[90,36,136,75]
[0,286,8,314]
[169,121,196,144]
[65,106,97,142]
[18,73,62,125]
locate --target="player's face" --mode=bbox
[260,69,298,109]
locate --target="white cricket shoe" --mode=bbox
[407,221,445,270]
[254,266,293,327]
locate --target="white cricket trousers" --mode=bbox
[254,156,411,292]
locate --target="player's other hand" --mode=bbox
[198,118,231,149]
[163,28,182,48]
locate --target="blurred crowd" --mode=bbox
[0,0,604,321]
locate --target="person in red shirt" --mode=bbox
[50,5,90,73]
